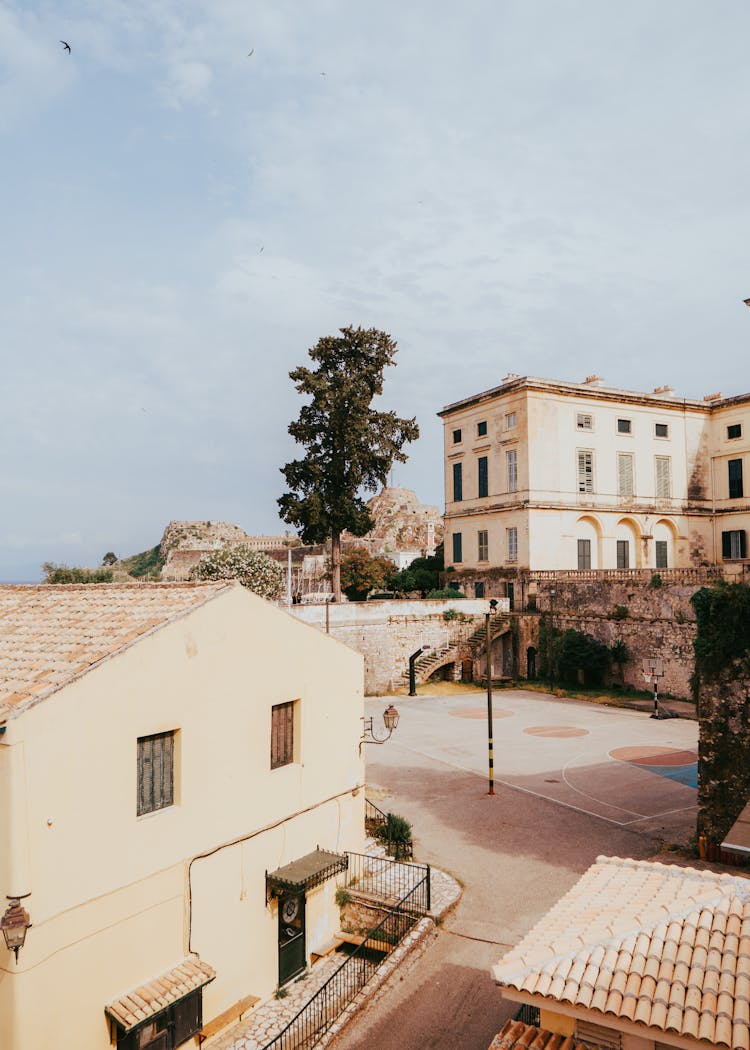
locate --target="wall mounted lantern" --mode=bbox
[1,895,32,963]
[360,705,400,753]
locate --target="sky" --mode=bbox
[2,1,750,581]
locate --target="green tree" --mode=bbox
[41,562,113,584]
[189,545,285,601]
[339,548,395,601]
[102,552,118,566]
[390,551,443,596]
[278,327,419,601]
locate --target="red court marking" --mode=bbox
[449,707,513,719]
[610,746,697,766]
[523,725,589,738]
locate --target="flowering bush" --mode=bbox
[189,545,285,600]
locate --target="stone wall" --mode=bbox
[697,659,750,846]
[291,599,491,694]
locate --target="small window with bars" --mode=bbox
[137,731,175,817]
[271,701,297,769]
[655,455,672,498]
[576,413,593,430]
[577,450,594,493]
[477,420,487,437]
[655,422,669,438]
[617,418,632,434]
[452,429,462,444]
[728,423,742,440]
[478,529,489,562]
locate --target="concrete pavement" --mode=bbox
[331,689,699,1050]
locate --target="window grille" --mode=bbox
[617,418,632,434]
[576,413,593,430]
[477,420,487,437]
[655,422,669,438]
[728,423,742,439]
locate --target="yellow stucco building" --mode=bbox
[439,375,750,584]
[0,582,365,1050]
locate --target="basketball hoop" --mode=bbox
[642,657,668,718]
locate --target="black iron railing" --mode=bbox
[364,798,414,861]
[344,851,430,912]
[261,868,430,1050]
[514,1003,541,1027]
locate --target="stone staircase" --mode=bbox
[403,615,510,686]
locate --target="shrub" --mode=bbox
[428,587,467,600]
[42,563,114,584]
[650,573,662,589]
[189,545,285,600]
[611,605,628,620]
[556,629,611,686]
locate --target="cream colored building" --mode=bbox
[493,855,750,1050]
[0,582,365,1050]
[439,375,750,581]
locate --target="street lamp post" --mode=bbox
[485,603,496,796]
[549,588,556,694]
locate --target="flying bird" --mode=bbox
[247,48,254,57]
[320,72,327,76]
[59,40,71,53]
[744,298,750,307]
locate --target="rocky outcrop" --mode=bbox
[345,487,443,555]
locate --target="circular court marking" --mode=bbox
[610,746,697,766]
[523,725,589,738]
[449,707,513,719]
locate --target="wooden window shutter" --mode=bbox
[478,457,488,498]
[453,462,463,502]
[617,454,633,496]
[722,531,732,558]
[655,456,671,498]
[742,531,747,559]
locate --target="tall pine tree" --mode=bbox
[278,327,419,601]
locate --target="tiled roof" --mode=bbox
[488,1019,602,1049]
[0,583,232,720]
[105,956,215,1032]
[493,856,750,1050]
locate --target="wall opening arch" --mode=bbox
[615,517,642,569]
[653,518,679,569]
[575,515,603,570]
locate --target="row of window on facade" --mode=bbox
[451,413,744,445]
[451,528,517,565]
[137,702,296,817]
[451,453,745,501]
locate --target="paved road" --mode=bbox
[332,690,698,1050]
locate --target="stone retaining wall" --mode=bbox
[697,655,750,844]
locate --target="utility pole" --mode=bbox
[485,609,495,796]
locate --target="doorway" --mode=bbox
[278,893,306,985]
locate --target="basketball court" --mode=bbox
[366,688,698,842]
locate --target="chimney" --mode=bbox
[583,375,604,387]
[502,373,519,384]
[652,385,675,398]
[703,391,723,402]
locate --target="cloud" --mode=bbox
[160,58,213,107]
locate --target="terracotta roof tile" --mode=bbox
[0,583,232,720]
[487,1019,604,1050]
[493,856,750,1048]
[105,957,215,1032]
